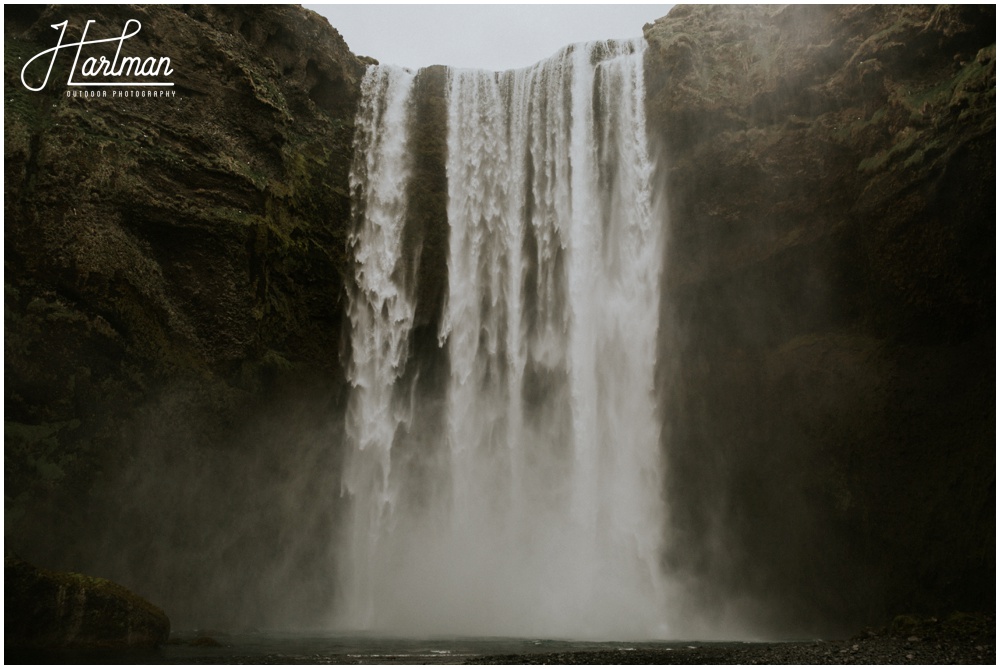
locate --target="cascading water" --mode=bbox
[340,38,667,639]
[340,65,418,626]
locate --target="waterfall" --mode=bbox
[340,65,418,626]
[340,38,667,639]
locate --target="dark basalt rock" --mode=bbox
[5,4,366,630]
[645,4,994,636]
[4,553,170,649]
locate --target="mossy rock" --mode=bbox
[889,612,995,644]
[4,553,170,649]
[888,614,925,637]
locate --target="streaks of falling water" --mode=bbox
[339,64,417,628]
[341,39,667,639]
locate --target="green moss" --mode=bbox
[256,113,356,284]
[5,553,170,649]
[858,128,918,173]
[858,44,993,175]
[26,296,89,323]
[261,349,294,371]
[206,206,268,230]
[904,45,995,117]
[6,420,83,484]
[246,69,292,122]
[888,612,994,643]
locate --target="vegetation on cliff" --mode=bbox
[644,4,994,636]
[5,4,365,628]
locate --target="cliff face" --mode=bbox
[645,5,994,635]
[5,5,365,627]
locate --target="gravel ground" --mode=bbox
[472,639,994,664]
[472,613,995,665]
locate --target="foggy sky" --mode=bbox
[304,4,674,71]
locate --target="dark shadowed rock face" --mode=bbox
[5,5,365,629]
[5,553,170,649]
[645,5,994,636]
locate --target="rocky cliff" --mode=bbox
[644,4,994,636]
[5,4,366,628]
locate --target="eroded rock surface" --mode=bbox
[645,4,994,635]
[5,4,365,629]
[5,553,170,649]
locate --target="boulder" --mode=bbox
[4,553,170,649]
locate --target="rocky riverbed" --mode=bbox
[474,613,995,665]
[5,613,992,665]
[474,639,993,665]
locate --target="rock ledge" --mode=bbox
[4,553,170,649]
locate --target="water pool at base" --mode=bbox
[6,633,741,665]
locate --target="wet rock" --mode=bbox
[472,616,996,664]
[645,4,995,634]
[5,4,363,537]
[4,4,364,629]
[4,553,170,649]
